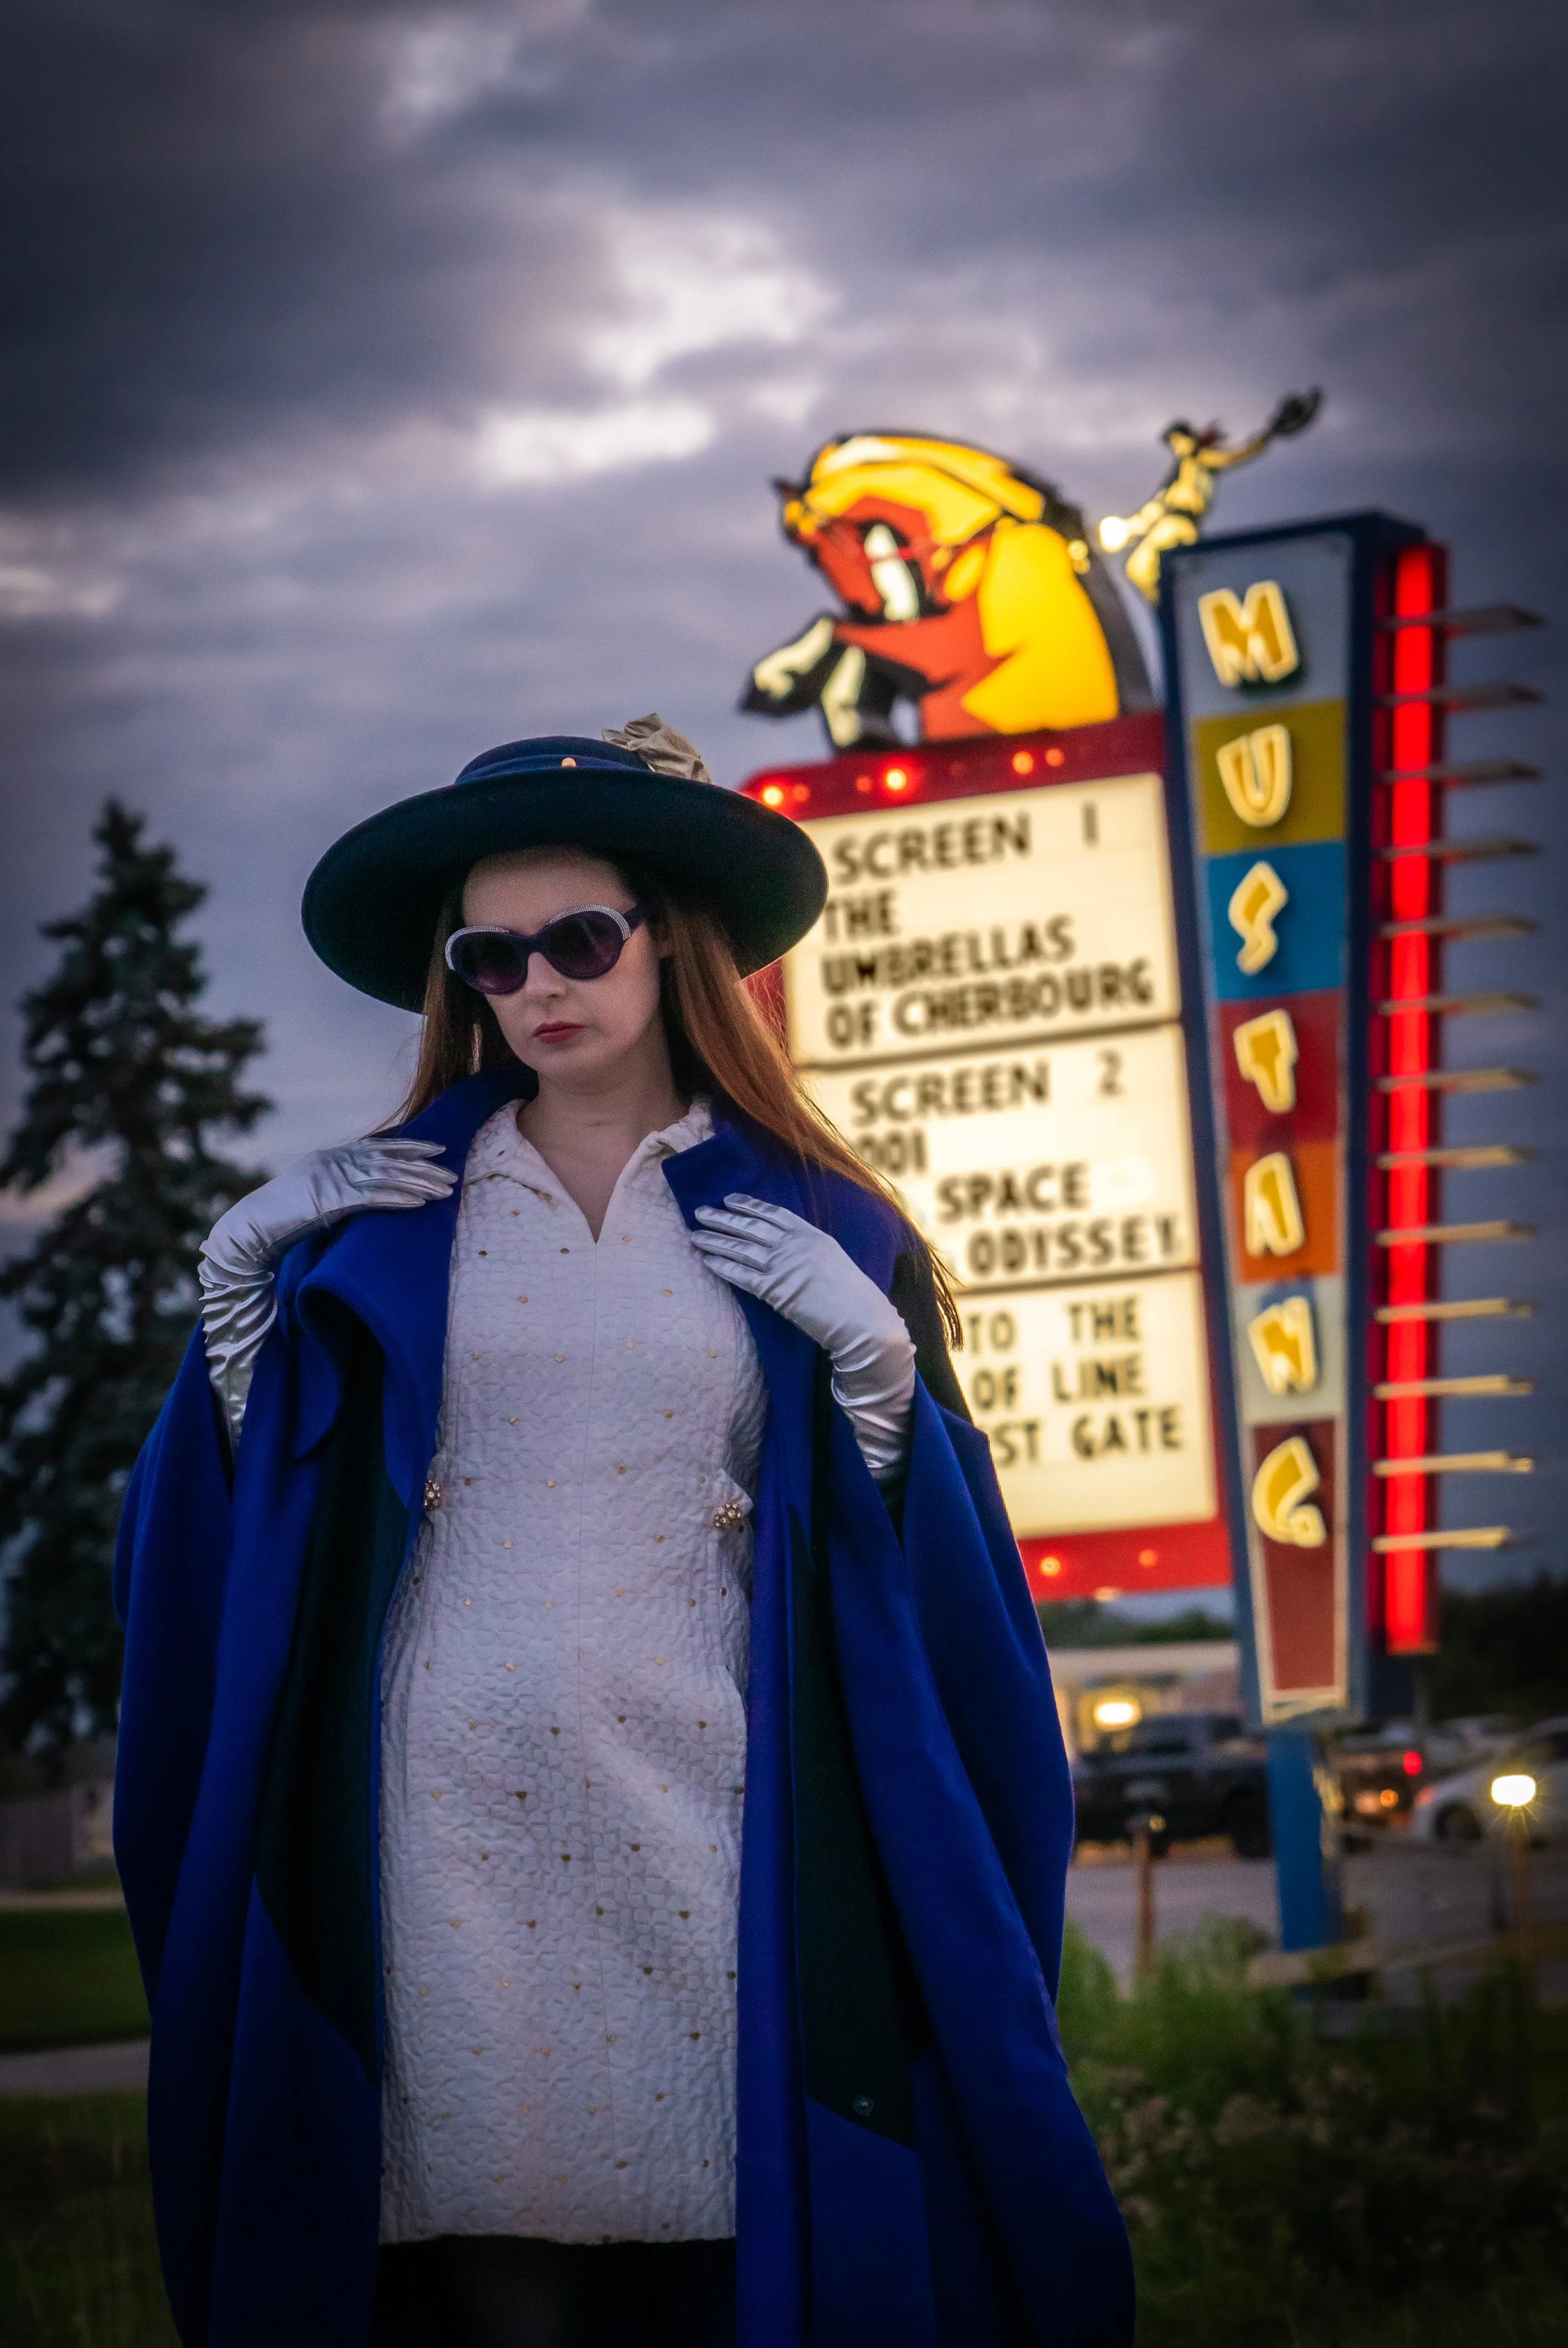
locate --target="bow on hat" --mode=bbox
[601,713,711,783]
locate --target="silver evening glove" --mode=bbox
[689,1193,917,1484]
[199,1139,455,1447]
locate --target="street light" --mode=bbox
[1490,1771,1538,1995]
[1092,1696,1141,1732]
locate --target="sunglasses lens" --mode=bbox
[539,910,628,980]
[447,910,633,993]
[448,932,529,995]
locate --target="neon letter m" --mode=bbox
[1197,580,1300,687]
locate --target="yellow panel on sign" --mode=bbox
[952,1277,1218,1537]
[783,774,1179,1068]
[1193,698,1345,857]
[804,1025,1198,1295]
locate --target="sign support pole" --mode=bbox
[1265,1729,1343,1954]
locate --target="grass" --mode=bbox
[0,1907,149,2052]
[1,1925,1564,2343]
[1056,1917,1568,2347]
[0,2094,177,2348]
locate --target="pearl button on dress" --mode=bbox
[378,1100,764,2246]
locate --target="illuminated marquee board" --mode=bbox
[1162,514,1542,1725]
[742,714,1232,1600]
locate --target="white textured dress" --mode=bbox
[377,1099,765,2247]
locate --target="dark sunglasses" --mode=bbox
[445,904,647,995]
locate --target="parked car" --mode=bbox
[1441,1714,1519,1758]
[1071,1711,1271,1857]
[1330,1719,1475,1827]
[1411,1717,1568,1844]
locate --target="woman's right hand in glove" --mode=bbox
[199,1139,456,1448]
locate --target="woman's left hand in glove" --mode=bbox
[690,1193,915,1484]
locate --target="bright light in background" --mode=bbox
[1092,1697,1142,1731]
[1491,1773,1537,1809]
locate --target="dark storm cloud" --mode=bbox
[9,2,1565,495]
[1,0,609,495]
[2,0,1565,1561]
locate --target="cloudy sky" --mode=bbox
[3,0,1565,1579]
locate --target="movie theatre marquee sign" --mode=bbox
[781,764,1220,1552]
[785,777,1179,1060]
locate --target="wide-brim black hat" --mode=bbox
[302,733,827,1010]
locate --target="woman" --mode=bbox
[114,721,1132,2348]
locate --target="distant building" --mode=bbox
[0,1734,117,1887]
[1046,1642,1241,1760]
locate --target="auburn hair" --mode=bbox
[389,860,961,1346]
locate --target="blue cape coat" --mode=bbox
[114,1067,1133,2347]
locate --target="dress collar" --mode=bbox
[465,1094,715,1204]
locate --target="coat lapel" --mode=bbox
[659,1113,898,1466]
[283,1065,532,1502]
[663,1116,821,2340]
[661,1115,817,1451]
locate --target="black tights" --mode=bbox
[372,2236,736,2348]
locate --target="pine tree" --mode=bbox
[0,802,271,1757]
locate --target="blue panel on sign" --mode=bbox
[1204,840,1347,1002]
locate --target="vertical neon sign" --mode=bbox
[1370,548,1544,1653]
[1371,543,1447,1652]
[1165,515,1543,1727]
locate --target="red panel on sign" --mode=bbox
[1251,1420,1340,1694]
[1216,990,1341,1149]
[1020,1517,1232,1602]
[1261,1547,1341,1696]
[741,712,1166,819]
